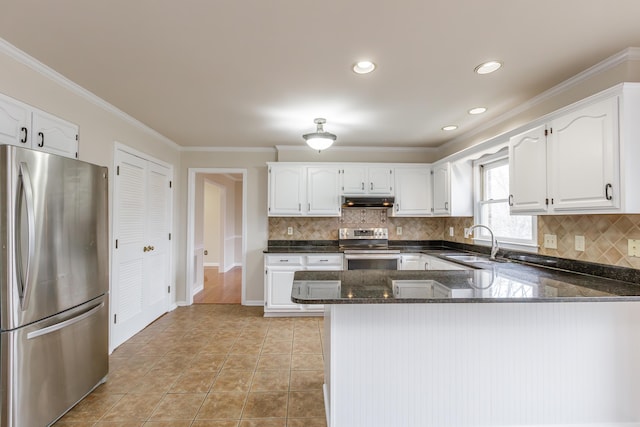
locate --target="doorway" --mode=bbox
[186,169,247,305]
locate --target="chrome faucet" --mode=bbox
[465,224,499,260]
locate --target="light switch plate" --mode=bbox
[544,234,557,249]
[449,227,454,237]
[575,235,585,252]
[628,239,640,257]
[397,226,403,236]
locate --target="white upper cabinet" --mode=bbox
[32,110,79,158]
[0,92,79,159]
[268,164,304,216]
[509,125,548,213]
[393,167,431,216]
[431,161,473,217]
[507,84,640,215]
[0,94,30,147]
[548,96,618,211]
[307,166,341,216]
[340,165,393,195]
[432,163,450,215]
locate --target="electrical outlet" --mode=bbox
[628,239,640,257]
[575,235,585,252]
[464,227,470,237]
[544,234,557,249]
[449,227,454,237]
[397,226,403,236]
[287,226,293,235]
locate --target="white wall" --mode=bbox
[203,181,221,266]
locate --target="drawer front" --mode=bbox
[306,254,343,268]
[266,255,304,266]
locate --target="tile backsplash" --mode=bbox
[269,211,640,269]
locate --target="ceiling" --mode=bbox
[2,1,640,150]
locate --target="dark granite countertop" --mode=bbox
[291,252,640,304]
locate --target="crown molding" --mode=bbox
[275,145,437,153]
[438,46,640,155]
[180,146,276,153]
[0,38,181,151]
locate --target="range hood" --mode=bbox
[342,196,395,209]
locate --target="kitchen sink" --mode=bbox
[444,254,493,263]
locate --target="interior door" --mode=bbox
[111,148,172,350]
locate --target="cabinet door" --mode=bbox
[509,125,548,213]
[368,167,394,194]
[0,95,31,147]
[266,268,300,310]
[341,166,367,194]
[32,110,78,158]
[307,167,341,216]
[432,163,450,215]
[394,167,431,216]
[268,165,304,215]
[400,255,427,270]
[548,97,619,211]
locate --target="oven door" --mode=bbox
[344,254,400,270]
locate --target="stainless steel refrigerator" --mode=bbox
[0,145,109,426]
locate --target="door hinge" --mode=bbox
[544,129,548,137]
[116,165,120,175]
[168,286,171,294]
[114,314,117,324]
[169,233,172,240]
[115,239,118,248]
[169,180,172,188]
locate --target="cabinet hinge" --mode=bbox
[545,198,549,206]
[115,239,118,248]
[116,165,120,175]
[114,314,117,324]
[268,168,271,173]
[168,286,171,294]
[75,152,78,159]
[169,233,172,240]
[430,170,434,175]
[551,198,554,204]
[76,134,79,141]
[169,181,172,188]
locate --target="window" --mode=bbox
[474,153,537,250]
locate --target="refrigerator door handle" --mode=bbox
[17,161,36,310]
[26,301,105,340]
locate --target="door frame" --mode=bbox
[203,179,227,270]
[186,168,247,305]
[111,142,174,352]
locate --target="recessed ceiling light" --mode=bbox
[442,125,458,131]
[468,107,487,115]
[474,60,502,75]
[353,60,376,74]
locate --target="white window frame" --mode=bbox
[473,150,538,252]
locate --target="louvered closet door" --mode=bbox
[112,149,171,350]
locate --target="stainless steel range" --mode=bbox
[339,227,400,270]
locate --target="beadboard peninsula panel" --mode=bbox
[325,302,640,427]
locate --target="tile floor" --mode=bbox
[54,305,327,427]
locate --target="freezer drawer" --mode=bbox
[0,295,109,427]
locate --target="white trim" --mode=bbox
[181,146,276,152]
[192,284,204,295]
[186,167,248,306]
[222,174,243,182]
[276,145,437,153]
[0,37,181,151]
[203,262,219,267]
[244,300,265,307]
[439,47,640,156]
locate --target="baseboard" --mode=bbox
[168,303,178,312]
[192,284,204,295]
[222,263,242,273]
[203,262,219,267]
[243,300,264,307]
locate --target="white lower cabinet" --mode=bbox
[400,254,467,271]
[264,253,342,316]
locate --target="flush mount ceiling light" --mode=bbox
[303,118,337,151]
[352,60,376,74]
[474,60,502,75]
[442,125,458,131]
[468,107,487,115]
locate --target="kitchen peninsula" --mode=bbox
[293,259,640,427]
